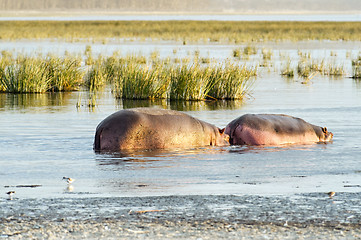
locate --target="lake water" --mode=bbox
[1,41,361,202]
[0,39,360,204]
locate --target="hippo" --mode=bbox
[94,108,229,151]
[225,114,333,146]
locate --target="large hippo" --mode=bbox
[94,108,229,151]
[225,114,333,146]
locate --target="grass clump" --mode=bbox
[107,57,256,101]
[208,63,257,100]
[296,58,345,79]
[169,64,212,100]
[352,56,361,78]
[47,56,84,91]
[0,55,84,93]
[281,60,295,77]
[0,57,50,93]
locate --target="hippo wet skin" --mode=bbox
[225,114,333,146]
[94,108,229,151]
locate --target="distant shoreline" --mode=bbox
[0,11,360,22]
[1,10,361,17]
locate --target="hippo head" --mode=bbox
[216,128,230,146]
[320,127,333,142]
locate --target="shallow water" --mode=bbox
[1,40,361,204]
[1,78,361,201]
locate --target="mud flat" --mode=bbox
[1,193,360,239]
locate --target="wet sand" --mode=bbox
[1,194,360,239]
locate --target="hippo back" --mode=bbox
[95,108,228,151]
[225,114,333,145]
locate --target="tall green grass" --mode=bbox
[107,59,256,100]
[0,57,50,93]
[0,54,84,93]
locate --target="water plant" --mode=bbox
[281,60,294,77]
[233,48,241,58]
[112,62,170,100]
[0,55,84,93]
[296,58,345,79]
[352,56,361,78]
[208,63,257,100]
[107,57,256,101]
[0,57,50,93]
[47,56,84,91]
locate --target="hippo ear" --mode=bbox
[219,128,225,134]
[322,127,328,133]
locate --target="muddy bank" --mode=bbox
[1,193,360,239]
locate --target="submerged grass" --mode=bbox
[1,21,361,42]
[295,58,346,79]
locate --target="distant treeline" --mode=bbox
[0,0,360,12]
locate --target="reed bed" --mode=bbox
[107,58,257,100]
[0,54,84,93]
[1,21,361,42]
[0,50,257,100]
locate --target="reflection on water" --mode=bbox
[353,78,361,89]
[95,147,229,170]
[120,99,245,111]
[0,92,72,110]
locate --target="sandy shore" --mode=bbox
[1,194,360,239]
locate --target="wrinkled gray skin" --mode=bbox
[225,114,333,146]
[94,108,229,151]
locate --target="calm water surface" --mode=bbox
[0,41,360,200]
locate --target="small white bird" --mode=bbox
[62,177,75,184]
[6,191,15,200]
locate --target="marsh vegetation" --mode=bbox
[1,42,360,102]
[0,50,257,100]
[1,20,360,106]
[1,21,361,43]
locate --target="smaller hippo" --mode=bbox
[225,114,333,146]
[94,108,229,151]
